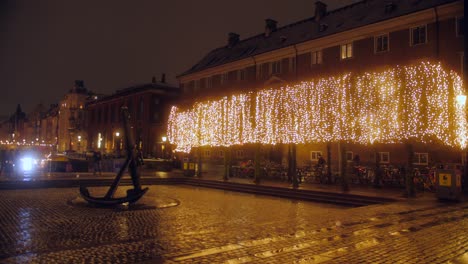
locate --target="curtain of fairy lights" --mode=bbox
[168,61,467,152]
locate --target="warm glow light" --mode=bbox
[162,136,167,142]
[115,132,120,137]
[168,61,467,152]
[456,95,466,106]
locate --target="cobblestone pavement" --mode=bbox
[0,185,466,263]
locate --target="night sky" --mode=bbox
[0,0,358,117]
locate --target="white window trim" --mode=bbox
[379,152,390,164]
[310,151,323,161]
[410,25,427,46]
[413,152,429,165]
[374,33,389,53]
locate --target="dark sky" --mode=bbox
[0,0,357,116]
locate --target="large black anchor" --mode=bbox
[80,107,148,205]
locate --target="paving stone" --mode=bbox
[0,185,466,263]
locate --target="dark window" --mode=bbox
[410,25,426,46]
[375,34,389,53]
[272,60,281,75]
[456,17,464,36]
[138,98,144,120]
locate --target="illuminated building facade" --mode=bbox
[175,0,465,168]
[86,76,179,158]
[57,80,94,153]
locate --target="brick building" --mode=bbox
[175,0,465,170]
[86,77,179,158]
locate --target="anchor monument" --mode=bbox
[80,107,149,205]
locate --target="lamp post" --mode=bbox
[115,132,120,157]
[77,135,81,153]
[162,136,167,159]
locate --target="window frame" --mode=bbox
[206,77,212,88]
[236,150,244,159]
[346,151,354,162]
[340,43,353,60]
[311,50,323,65]
[238,69,246,81]
[374,33,389,53]
[379,152,390,164]
[271,60,281,75]
[413,152,429,165]
[410,25,427,46]
[221,72,229,84]
[310,151,323,161]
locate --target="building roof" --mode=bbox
[88,81,180,105]
[179,0,459,77]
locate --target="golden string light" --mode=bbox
[168,61,467,152]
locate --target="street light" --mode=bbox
[162,136,167,159]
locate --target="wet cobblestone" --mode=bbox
[0,185,466,263]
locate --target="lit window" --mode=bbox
[413,153,428,165]
[236,150,244,159]
[311,50,323,65]
[272,60,281,75]
[410,25,427,46]
[346,151,353,162]
[310,151,323,161]
[375,34,389,53]
[456,17,464,37]
[204,150,211,157]
[340,43,353,59]
[379,152,390,163]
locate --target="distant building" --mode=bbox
[86,75,179,158]
[176,0,465,167]
[57,80,95,153]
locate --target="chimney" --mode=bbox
[314,1,327,22]
[265,18,277,37]
[227,32,240,48]
[161,73,166,83]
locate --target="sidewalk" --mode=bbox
[0,167,462,205]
